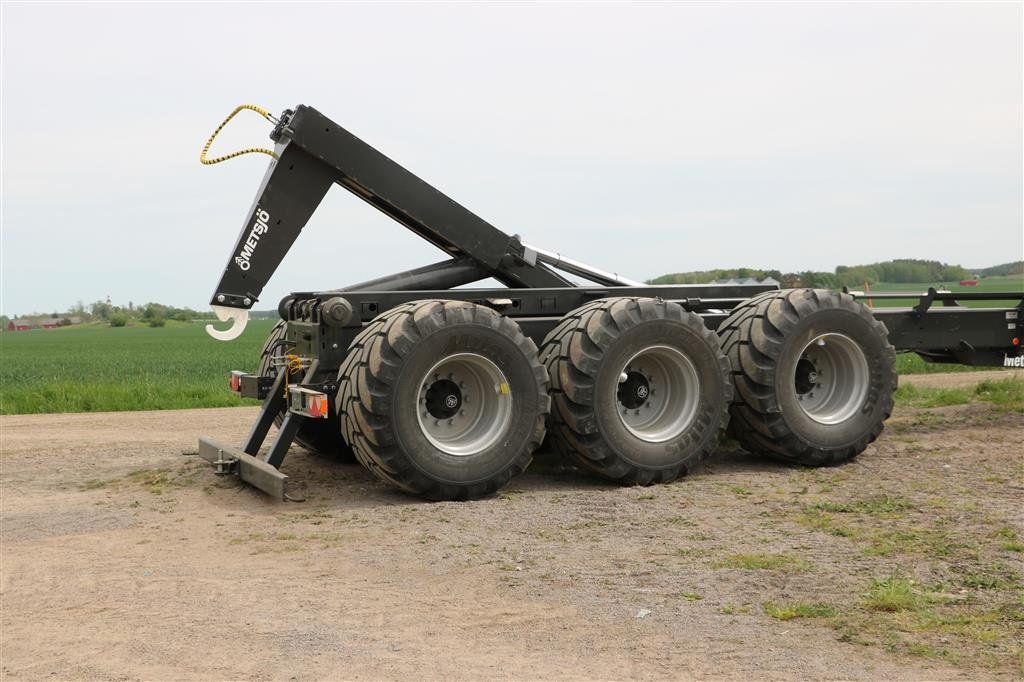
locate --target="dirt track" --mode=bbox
[2,380,1022,680]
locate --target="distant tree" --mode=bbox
[980,261,1024,277]
[147,316,166,328]
[69,300,90,321]
[0,315,10,330]
[109,313,128,327]
[91,300,113,320]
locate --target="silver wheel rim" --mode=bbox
[794,333,869,425]
[615,345,700,442]
[416,353,513,456]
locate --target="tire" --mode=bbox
[257,320,353,461]
[336,300,549,500]
[719,288,897,466]
[539,297,732,485]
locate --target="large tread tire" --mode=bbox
[258,320,354,461]
[539,297,732,485]
[719,288,897,466]
[336,300,548,500]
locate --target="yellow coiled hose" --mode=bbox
[199,104,279,165]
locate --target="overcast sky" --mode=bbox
[2,1,1021,316]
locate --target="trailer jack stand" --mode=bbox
[195,361,320,501]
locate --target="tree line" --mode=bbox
[648,259,1021,288]
[1,300,220,329]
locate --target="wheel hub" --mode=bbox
[614,345,701,443]
[425,379,462,419]
[793,333,870,425]
[617,371,651,409]
[416,353,513,456]
[795,358,819,394]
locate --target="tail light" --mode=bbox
[287,385,331,419]
[308,393,329,418]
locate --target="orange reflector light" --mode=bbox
[229,372,242,391]
[1014,337,1020,346]
[308,393,328,418]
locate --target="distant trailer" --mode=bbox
[959,279,979,286]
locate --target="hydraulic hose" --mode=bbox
[199,104,279,165]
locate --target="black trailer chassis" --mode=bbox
[197,104,1023,501]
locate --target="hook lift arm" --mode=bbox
[202,104,648,340]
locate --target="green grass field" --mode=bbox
[860,275,1023,308]
[1,299,1019,415]
[0,320,276,414]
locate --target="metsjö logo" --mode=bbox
[1004,354,1024,368]
[234,208,271,271]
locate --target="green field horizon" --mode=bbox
[1,280,1021,416]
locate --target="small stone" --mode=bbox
[635,608,651,619]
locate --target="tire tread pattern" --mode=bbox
[539,297,732,485]
[719,288,896,465]
[336,300,548,500]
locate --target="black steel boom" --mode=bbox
[210,105,571,315]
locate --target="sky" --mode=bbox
[1,1,1021,317]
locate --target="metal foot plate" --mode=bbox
[197,437,289,500]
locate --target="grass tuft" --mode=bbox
[865,576,920,612]
[763,601,837,621]
[974,378,1024,412]
[714,553,811,572]
[809,495,914,515]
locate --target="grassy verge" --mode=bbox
[895,353,1010,375]
[894,378,1024,412]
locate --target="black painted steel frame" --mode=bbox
[202,104,1023,494]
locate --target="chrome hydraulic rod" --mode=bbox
[521,242,643,287]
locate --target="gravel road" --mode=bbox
[2,376,1021,680]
